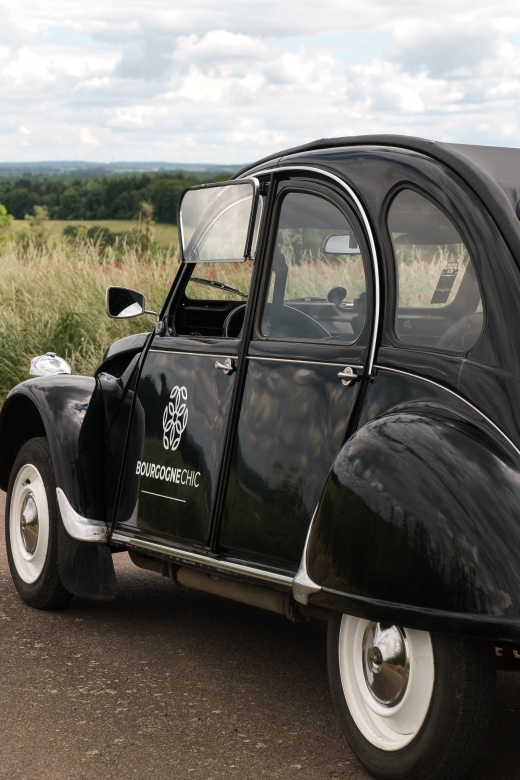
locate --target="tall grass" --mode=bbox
[0,235,180,401]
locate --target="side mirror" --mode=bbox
[323,234,360,255]
[106,286,151,319]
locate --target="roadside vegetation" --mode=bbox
[0,208,180,402]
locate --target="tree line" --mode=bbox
[0,171,231,224]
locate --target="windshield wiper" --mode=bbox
[190,277,248,299]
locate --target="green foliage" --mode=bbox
[0,171,231,223]
[62,222,159,257]
[12,205,52,248]
[0,203,14,244]
[0,203,13,229]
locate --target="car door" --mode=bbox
[218,175,376,571]
[114,180,261,547]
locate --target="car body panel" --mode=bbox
[117,345,237,545]
[220,357,364,567]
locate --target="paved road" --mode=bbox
[1,491,519,780]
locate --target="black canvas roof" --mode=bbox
[236,134,520,265]
[441,142,520,210]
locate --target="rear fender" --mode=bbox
[305,413,520,641]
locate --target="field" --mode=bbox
[11,219,179,249]
[0,232,181,402]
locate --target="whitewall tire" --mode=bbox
[5,437,72,609]
[328,611,495,780]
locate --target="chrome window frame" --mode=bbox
[239,165,381,374]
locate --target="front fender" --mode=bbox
[307,413,520,640]
[0,376,118,600]
[0,376,96,514]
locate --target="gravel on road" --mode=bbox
[1,491,519,780]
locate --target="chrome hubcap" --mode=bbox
[362,623,410,707]
[20,492,39,555]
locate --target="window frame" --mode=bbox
[254,180,373,347]
[381,182,486,355]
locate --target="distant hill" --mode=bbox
[0,161,242,179]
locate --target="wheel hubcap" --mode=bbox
[362,623,410,707]
[9,463,50,584]
[20,491,39,554]
[338,615,435,750]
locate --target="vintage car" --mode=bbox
[2,134,520,779]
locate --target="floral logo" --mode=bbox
[162,385,188,451]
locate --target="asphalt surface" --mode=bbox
[1,490,520,780]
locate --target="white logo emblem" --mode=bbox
[163,385,188,451]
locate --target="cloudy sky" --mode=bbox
[2,0,520,163]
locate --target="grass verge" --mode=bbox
[0,235,180,402]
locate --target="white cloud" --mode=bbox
[174,31,269,64]
[79,127,98,145]
[0,0,520,162]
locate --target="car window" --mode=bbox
[388,189,483,351]
[260,192,368,342]
[184,260,254,301]
[184,196,263,302]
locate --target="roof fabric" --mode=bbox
[236,134,520,267]
[442,142,520,213]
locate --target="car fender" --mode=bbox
[0,376,119,600]
[305,412,520,639]
[0,376,97,512]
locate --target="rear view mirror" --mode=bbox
[106,286,146,319]
[323,234,360,255]
[179,178,260,263]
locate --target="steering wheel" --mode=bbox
[437,312,483,351]
[223,304,247,338]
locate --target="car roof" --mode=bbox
[442,142,520,209]
[235,134,520,268]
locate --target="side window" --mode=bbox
[388,189,483,351]
[260,192,368,343]
[185,260,254,301]
[183,194,263,302]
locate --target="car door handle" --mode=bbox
[337,366,360,386]
[215,357,235,375]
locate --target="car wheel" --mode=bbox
[327,612,495,780]
[5,437,72,609]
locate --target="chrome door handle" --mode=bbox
[215,357,235,375]
[337,366,359,386]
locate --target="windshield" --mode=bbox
[180,182,257,263]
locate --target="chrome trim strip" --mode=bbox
[292,506,322,605]
[150,349,239,359]
[111,531,293,588]
[375,365,520,459]
[140,490,186,503]
[56,488,108,543]
[240,165,381,376]
[248,356,364,369]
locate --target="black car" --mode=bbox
[3,134,520,780]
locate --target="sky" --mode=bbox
[2,0,520,164]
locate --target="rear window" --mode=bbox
[388,189,483,352]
